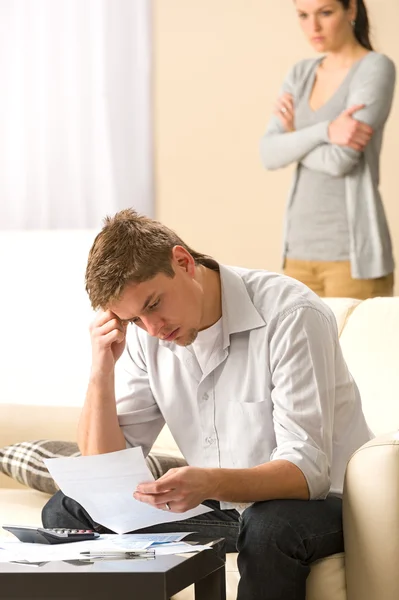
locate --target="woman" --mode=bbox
[261,0,396,299]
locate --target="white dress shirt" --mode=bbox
[115,265,372,505]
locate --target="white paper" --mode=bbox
[44,448,211,534]
[0,538,151,562]
[0,537,211,563]
[100,532,194,547]
[154,543,212,555]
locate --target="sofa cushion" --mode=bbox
[306,553,346,600]
[0,489,53,535]
[167,552,346,600]
[0,440,187,494]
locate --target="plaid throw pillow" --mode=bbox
[0,440,187,495]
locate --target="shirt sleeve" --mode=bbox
[269,306,338,499]
[115,329,165,456]
[260,63,330,170]
[300,54,396,177]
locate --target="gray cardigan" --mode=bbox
[260,52,396,279]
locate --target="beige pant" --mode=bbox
[284,258,394,300]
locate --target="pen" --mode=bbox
[80,550,155,557]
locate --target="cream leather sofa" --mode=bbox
[1,231,399,599]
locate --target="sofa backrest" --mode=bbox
[0,403,82,489]
[322,298,362,336]
[338,298,399,436]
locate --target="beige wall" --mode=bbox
[153,0,399,290]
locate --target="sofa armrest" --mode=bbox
[343,433,399,600]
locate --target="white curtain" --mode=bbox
[0,0,153,229]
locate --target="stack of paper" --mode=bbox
[0,533,212,564]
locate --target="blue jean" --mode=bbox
[42,492,344,600]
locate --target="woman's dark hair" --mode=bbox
[338,0,373,50]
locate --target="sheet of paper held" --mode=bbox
[44,447,211,534]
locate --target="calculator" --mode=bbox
[2,525,100,544]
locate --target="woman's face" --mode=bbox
[294,0,355,53]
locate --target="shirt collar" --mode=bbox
[219,264,265,348]
[159,263,266,351]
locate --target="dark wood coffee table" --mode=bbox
[0,538,226,600]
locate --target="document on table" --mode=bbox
[0,534,212,563]
[100,532,194,548]
[44,447,211,534]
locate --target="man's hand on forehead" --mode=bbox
[96,309,126,329]
[89,309,128,368]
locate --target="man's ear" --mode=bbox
[171,246,195,275]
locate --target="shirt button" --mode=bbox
[203,393,209,401]
[205,436,214,445]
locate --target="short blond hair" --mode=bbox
[85,209,217,309]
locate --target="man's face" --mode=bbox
[109,252,204,347]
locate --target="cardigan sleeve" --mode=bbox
[260,61,330,170]
[300,54,396,177]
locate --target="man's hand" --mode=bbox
[328,104,374,151]
[134,466,217,513]
[274,92,295,132]
[89,310,127,377]
[78,310,127,456]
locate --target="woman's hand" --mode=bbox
[274,92,295,132]
[328,104,374,151]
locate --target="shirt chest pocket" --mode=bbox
[226,397,276,468]
[222,373,272,434]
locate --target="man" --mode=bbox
[42,208,372,600]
